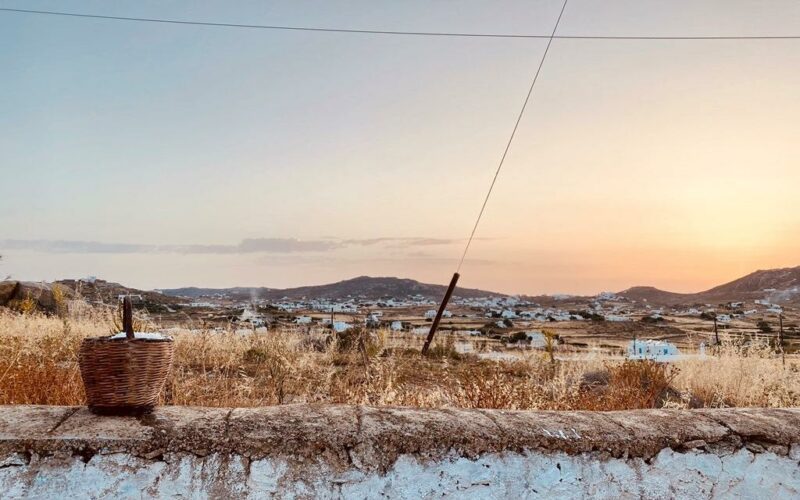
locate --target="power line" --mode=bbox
[552,34,800,40]
[456,0,569,273]
[3,7,800,40]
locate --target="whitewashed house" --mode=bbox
[526,331,547,348]
[295,316,313,325]
[548,311,572,322]
[239,308,265,327]
[424,309,438,319]
[189,302,217,308]
[627,340,680,360]
[332,321,351,333]
[390,321,404,331]
[365,313,381,327]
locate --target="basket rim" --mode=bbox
[81,336,174,344]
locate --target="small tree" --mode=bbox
[543,329,557,365]
[757,320,773,334]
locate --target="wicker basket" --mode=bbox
[79,336,174,415]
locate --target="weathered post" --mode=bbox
[779,312,785,367]
[422,272,460,355]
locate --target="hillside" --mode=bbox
[617,286,692,305]
[618,266,800,305]
[49,266,800,306]
[700,266,800,300]
[161,276,503,301]
[55,278,185,311]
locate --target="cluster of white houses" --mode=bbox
[200,284,792,340]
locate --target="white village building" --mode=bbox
[332,321,351,333]
[627,340,680,360]
[424,309,451,319]
[239,307,265,327]
[525,331,547,348]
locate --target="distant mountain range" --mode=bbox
[159,276,504,301]
[46,266,800,306]
[618,266,800,305]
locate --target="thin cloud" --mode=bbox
[341,237,459,247]
[0,240,152,254]
[0,237,464,255]
[237,238,342,253]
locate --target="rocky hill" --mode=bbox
[619,266,800,305]
[617,286,691,305]
[55,278,185,312]
[701,266,800,300]
[161,276,503,301]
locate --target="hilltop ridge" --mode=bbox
[619,266,800,305]
[160,276,504,301]
[8,266,793,307]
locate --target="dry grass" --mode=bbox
[0,307,798,410]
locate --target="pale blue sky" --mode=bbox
[2,1,799,294]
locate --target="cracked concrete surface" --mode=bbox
[0,405,798,498]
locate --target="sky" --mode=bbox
[2,0,799,295]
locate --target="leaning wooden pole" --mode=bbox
[779,313,785,368]
[422,272,460,355]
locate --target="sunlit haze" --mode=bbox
[2,0,799,294]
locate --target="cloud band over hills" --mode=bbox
[0,237,462,255]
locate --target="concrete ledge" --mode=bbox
[1,405,799,498]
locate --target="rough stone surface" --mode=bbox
[0,281,70,313]
[0,281,19,305]
[0,405,798,498]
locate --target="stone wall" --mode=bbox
[1,405,798,498]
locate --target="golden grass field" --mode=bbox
[0,306,798,411]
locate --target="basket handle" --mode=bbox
[123,296,135,340]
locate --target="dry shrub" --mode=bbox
[673,338,800,408]
[0,310,798,410]
[164,328,328,407]
[0,311,100,405]
[576,360,679,411]
[13,293,38,315]
[424,335,463,360]
[333,327,385,357]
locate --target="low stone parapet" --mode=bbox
[0,405,798,498]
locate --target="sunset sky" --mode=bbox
[2,0,799,295]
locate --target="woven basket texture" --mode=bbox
[79,337,174,414]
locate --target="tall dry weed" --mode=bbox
[0,310,797,410]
